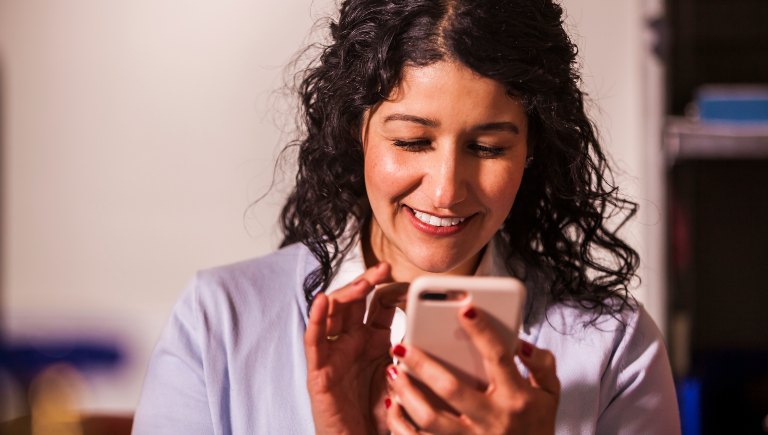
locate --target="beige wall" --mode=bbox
[562,0,667,332]
[0,0,664,415]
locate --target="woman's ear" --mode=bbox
[523,147,536,171]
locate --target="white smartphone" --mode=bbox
[403,275,526,388]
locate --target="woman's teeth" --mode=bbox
[412,209,466,227]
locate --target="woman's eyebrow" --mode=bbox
[383,113,439,127]
[382,114,520,135]
[472,122,520,135]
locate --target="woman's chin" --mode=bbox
[407,255,474,276]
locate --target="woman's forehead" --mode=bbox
[373,61,526,125]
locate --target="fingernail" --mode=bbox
[385,397,392,409]
[377,262,387,271]
[463,307,477,319]
[352,278,366,288]
[392,344,406,358]
[386,366,398,381]
[521,341,533,358]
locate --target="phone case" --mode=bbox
[404,275,526,387]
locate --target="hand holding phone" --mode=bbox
[403,275,526,388]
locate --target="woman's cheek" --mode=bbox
[367,149,418,194]
[475,166,524,219]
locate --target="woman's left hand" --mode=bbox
[384,306,560,435]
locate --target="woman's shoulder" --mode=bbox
[531,297,667,386]
[177,242,316,325]
[194,242,315,292]
[135,243,318,433]
[535,300,678,431]
[535,298,660,355]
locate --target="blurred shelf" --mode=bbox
[664,117,768,164]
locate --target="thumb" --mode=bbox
[517,340,560,397]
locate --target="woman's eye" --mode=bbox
[392,139,431,151]
[469,143,505,158]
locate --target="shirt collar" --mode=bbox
[328,233,509,294]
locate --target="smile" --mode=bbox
[411,209,466,227]
[404,206,473,236]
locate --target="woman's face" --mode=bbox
[362,61,529,281]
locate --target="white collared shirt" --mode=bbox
[134,241,681,434]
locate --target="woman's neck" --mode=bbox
[361,218,484,283]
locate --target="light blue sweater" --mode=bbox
[133,242,680,434]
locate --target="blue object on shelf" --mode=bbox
[0,341,123,380]
[696,85,768,124]
[677,377,701,435]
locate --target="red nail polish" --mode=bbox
[385,397,392,409]
[386,366,398,381]
[464,307,477,319]
[521,341,533,358]
[392,344,407,358]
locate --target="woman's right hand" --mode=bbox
[384,306,560,435]
[304,262,408,435]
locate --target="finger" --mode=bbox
[517,340,561,397]
[329,263,393,305]
[304,292,330,369]
[386,396,420,435]
[326,278,370,336]
[457,305,526,391]
[366,282,408,330]
[390,344,489,422]
[386,364,468,434]
[326,263,393,336]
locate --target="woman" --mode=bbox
[133,0,680,433]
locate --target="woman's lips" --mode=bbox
[403,206,472,236]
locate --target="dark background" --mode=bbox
[665,0,768,433]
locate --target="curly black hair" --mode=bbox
[279,0,639,319]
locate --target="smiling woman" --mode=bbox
[362,62,528,281]
[132,0,680,434]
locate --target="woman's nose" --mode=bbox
[427,149,468,209]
